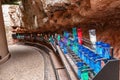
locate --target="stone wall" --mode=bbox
[2,5,20,44]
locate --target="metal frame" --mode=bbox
[93,59,120,80]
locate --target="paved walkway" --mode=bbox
[0,44,44,80]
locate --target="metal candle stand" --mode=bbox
[14,32,120,80]
[59,36,120,80]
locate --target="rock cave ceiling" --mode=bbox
[2,0,120,58]
[1,0,120,33]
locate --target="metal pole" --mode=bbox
[0,1,10,64]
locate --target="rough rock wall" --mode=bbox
[20,0,46,30]
[2,5,21,44]
[20,0,120,58]
[20,0,120,32]
[80,21,120,58]
[2,5,20,27]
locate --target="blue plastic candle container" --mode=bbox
[78,46,83,59]
[63,46,68,54]
[88,53,98,70]
[96,41,103,57]
[83,49,89,63]
[88,53,95,69]
[76,62,84,79]
[102,43,111,59]
[94,56,102,74]
[85,50,91,65]
[59,41,64,49]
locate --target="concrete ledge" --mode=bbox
[0,53,11,64]
[56,45,78,80]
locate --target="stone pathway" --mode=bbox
[0,44,44,80]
